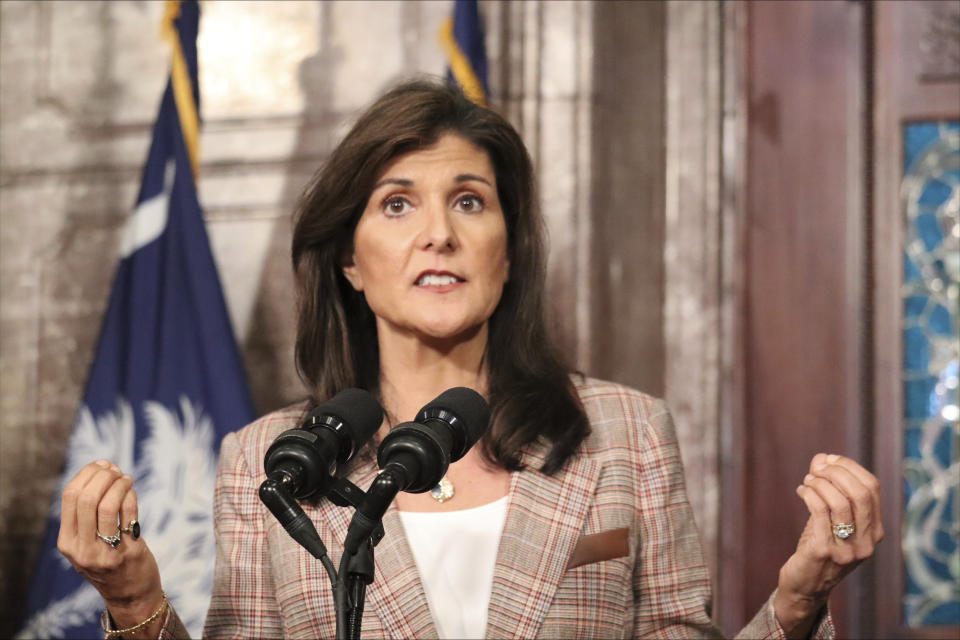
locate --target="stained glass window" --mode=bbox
[901,121,959,625]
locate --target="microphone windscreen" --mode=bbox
[417,387,491,449]
[312,387,384,445]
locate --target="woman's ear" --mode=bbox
[341,254,364,292]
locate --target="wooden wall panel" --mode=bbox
[741,0,867,633]
[590,0,666,396]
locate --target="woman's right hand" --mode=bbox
[57,459,165,636]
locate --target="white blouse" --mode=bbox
[397,496,510,639]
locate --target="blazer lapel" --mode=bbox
[364,504,439,638]
[318,460,439,639]
[485,448,601,639]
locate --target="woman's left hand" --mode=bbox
[773,453,884,637]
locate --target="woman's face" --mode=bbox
[343,133,510,343]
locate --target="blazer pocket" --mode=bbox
[566,527,630,570]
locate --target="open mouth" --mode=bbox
[415,272,465,287]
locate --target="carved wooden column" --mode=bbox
[663,1,724,599]
[487,0,595,366]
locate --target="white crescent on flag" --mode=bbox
[119,159,176,258]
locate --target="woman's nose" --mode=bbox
[419,203,458,252]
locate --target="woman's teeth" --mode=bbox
[417,274,460,286]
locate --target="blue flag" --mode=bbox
[439,0,490,105]
[18,2,253,637]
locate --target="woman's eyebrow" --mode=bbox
[455,173,492,186]
[373,174,492,190]
[372,177,414,190]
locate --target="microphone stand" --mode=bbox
[337,457,413,640]
[260,474,384,640]
[259,475,347,638]
[339,539,374,640]
[327,477,386,640]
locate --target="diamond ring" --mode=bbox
[97,528,122,549]
[832,522,855,540]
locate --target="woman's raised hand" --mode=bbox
[57,459,165,636]
[774,453,884,637]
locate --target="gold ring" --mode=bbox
[121,520,141,540]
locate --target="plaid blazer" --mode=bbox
[157,378,833,639]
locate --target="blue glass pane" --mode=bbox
[928,304,954,336]
[905,426,923,460]
[904,123,942,169]
[916,212,944,251]
[934,529,957,556]
[932,259,948,281]
[905,378,936,419]
[918,179,953,208]
[943,486,956,526]
[924,554,954,583]
[928,383,944,417]
[932,423,954,469]
[905,251,923,283]
[904,327,930,372]
[905,295,928,318]
[925,602,960,625]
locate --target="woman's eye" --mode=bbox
[383,197,412,216]
[454,194,484,213]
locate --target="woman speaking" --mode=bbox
[56,79,882,639]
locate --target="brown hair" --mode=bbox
[291,78,588,473]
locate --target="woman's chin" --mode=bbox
[412,320,486,346]
[376,313,489,347]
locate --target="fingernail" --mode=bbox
[804,473,815,484]
[827,454,839,463]
[122,474,132,481]
[95,460,110,468]
[796,485,804,494]
[110,464,121,473]
[814,462,827,471]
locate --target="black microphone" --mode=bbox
[262,387,384,499]
[343,387,490,553]
[259,388,383,564]
[377,386,490,492]
[258,389,381,640]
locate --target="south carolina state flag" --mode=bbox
[18,2,253,637]
[440,0,490,105]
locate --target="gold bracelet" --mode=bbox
[102,592,168,638]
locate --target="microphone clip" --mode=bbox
[327,477,385,547]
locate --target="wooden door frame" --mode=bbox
[872,1,960,637]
